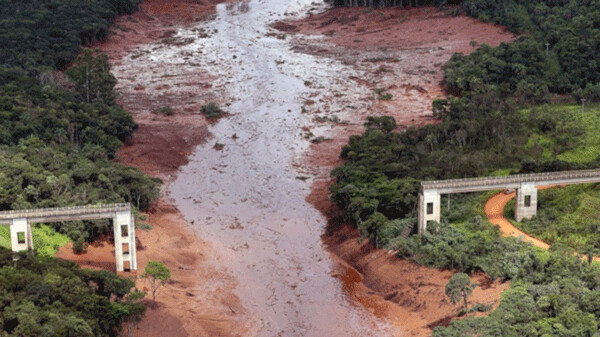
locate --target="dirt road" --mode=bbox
[484,191,551,250]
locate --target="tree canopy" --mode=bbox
[0,1,152,335]
[0,249,142,336]
[142,261,171,302]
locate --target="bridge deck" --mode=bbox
[0,203,131,223]
[422,169,600,194]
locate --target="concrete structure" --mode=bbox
[0,203,136,272]
[419,169,600,234]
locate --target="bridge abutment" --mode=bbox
[418,189,440,234]
[515,182,538,221]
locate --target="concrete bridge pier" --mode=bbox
[418,188,440,234]
[515,182,538,222]
[113,210,137,272]
[10,218,32,252]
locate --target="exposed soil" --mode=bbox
[484,189,551,250]
[277,6,514,131]
[57,3,518,337]
[57,200,247,336]
[95,0,234,180]
[286,6,515,335]
[57,1,251,336]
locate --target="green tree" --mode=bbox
[65,48,117,104]
[583,237,600,265]
[123,289,147,337]
[445,272,477,310]
[142,261,171,302]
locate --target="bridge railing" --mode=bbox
[0,203,131,220]
[421,169,600,190]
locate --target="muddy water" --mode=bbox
[163,1,394,336]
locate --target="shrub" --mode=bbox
[202,102,223,119]
[156,106,174,116]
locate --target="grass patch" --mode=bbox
[0,224,70,256]
[138,223,152,231]
[155,106,174,116]
[513,184,600,252]
[523,104,600,163]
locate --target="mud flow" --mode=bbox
[120,0,396,336]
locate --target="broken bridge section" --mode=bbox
[0,203,136,272]
[418,169,600,234]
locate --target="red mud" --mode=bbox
[284,6,514,127]
[292,7,514,335]
[57,4,516,337]
[97,0,224,64]
[57,1,250,336]
[93,0,229,179]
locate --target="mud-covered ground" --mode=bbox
[284,6,514,335]
[59,1,251,336]
[58,2,516,337]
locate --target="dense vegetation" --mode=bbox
[0,249,144,336]
[328,0,600,335]
[1,1,155,334]
[331,106,598,246]
[331,0,600,100]
[1,0,141,69]
[447,0,600,101]
[0,0,159,251]
[506,184,600,255]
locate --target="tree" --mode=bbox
[123,289,147,337]
[583,237,600,265]
[65,48,117,104]
[142,261,171,302]
[445,272,477,310]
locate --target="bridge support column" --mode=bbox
[418,189,440,234]
[113,209,136,272]
[515,182,537,222]
[10,218,32,252]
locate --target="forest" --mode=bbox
[328,0,600,335]
[0,249,144,336]
[331,0,600,99]
[0,0,159,250]
[0,0,155,335]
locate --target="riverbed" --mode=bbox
[159,1,392,336]
[98,0,515,335]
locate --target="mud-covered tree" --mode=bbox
[445,272,477,310]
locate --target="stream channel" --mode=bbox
[158,1,395,335]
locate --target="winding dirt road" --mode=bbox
[484,191,550,250]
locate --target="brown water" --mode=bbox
[160,1,396,336]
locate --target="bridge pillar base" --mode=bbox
[10,218,32,252]
[418,189,440,234]
[516,182,537,222]
[114,210,136,272]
